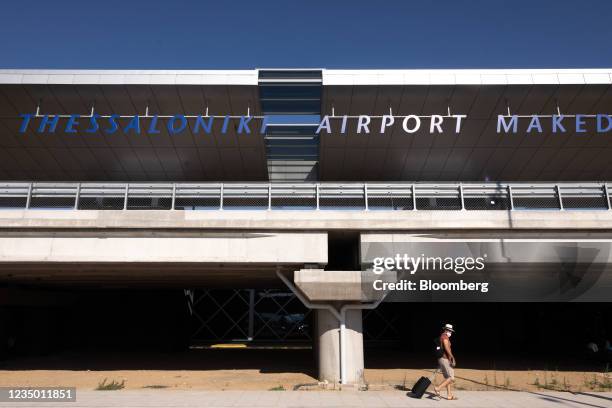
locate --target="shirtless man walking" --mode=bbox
[434,323,457,400]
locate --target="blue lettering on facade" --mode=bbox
[37,115,59,133]
[65,114,80,133]
[85,114,100,133]
[18,114,33,133]
[597,114,612,132]
[148,115,161,134]
[15,113,612,135]
[124,115,141,134]
[237,116,252,134]
[105,114,120,134]
[168,115,187,134]
[194,116,214,133]
[552,115,566,133]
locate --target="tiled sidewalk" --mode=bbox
[0,390,610,408]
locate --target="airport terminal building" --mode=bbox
[0,68,611,385]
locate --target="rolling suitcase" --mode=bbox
[411,376,431,398]
[410,369,439,399]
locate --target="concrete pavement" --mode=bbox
[0,390,610,407]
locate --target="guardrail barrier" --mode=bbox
[0,182,609,211]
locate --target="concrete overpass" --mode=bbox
[1,193,612,384]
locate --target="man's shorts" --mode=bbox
[438,357,455,380]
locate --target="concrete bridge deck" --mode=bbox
[1,208,612,230]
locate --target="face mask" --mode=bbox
[446,331,452,338]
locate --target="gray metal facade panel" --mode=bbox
[318,83,612,182]
[0,73,610,182]
[0,83,267,181]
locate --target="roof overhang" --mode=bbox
[2,68,610,86]
[0,69,610,182]
[319,69,612,181]
[323,69,612,86]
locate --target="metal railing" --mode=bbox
[0,182,610,211]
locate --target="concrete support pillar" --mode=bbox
[316,308,364,385]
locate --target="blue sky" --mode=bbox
[1,0,611,69]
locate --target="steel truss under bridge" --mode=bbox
[182,289,406,346]
[184,289,312,343]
